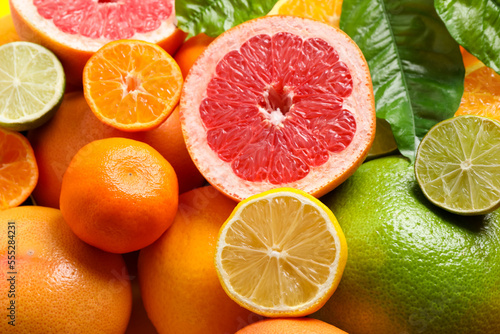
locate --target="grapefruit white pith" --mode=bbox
[180,16,376,201]
[9,0,186,86]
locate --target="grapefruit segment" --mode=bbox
[181,16,375,201]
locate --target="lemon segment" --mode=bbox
[268,0,343,27]
[215,187,347,317]
[0,41,65,131]
[415,115,500,215]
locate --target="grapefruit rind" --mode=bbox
[9,0,178,52]
[180,16,375,201]
[214,187,348,317]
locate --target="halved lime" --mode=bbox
[415,115,500,215]
[0,41,65,131]
[367,117,398,160]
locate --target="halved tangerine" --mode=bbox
[180,16,376,201]
[0,128,38,209]
[83,39,183,131]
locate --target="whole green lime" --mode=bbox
[314,156,500,333]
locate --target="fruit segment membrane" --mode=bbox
[221,195,337,309]
[0,130,37,209]
[200,32,356,184]
[33,0,172,40]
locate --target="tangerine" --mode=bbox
[60,137,178,253]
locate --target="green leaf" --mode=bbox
[340,0,464,162]
[435,0,500,74]
[176,0,279,38]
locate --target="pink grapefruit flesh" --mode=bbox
[181,16,375,201]
[33,0,173,40]
[202,33,356,184]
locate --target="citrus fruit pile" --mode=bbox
[1,0,500,333]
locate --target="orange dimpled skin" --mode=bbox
[174,33,215,78]
[0,206,132,333]
[138,186,259,334]
[60,137,178,254]
[236,318,348,334]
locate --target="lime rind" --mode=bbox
[0,41,65,132]
[415,115,500,215]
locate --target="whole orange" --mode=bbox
[60,137,178,254]
[174,33,214,78]
[236,318,348,334]
[132,105,205,194]
[28,92,205,208]
[138,186,260,334]
[0,206,132,333]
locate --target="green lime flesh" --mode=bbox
[0,41,65,132]
[415,115,500,215]
[314,156,500,334]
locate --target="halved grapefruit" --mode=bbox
[180,16,376,201]
[9,0,186,86]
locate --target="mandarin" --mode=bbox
[83,40,183,132]
[0,128,38,210]
[60,138,178,254]
[174,33,215,78]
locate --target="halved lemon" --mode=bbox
[214,187,347,317]
[268,0,343,27]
